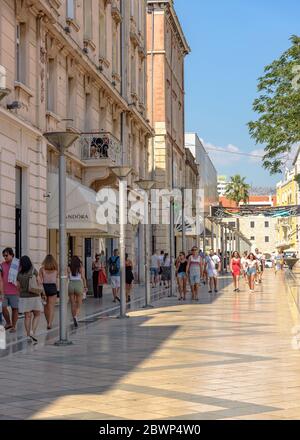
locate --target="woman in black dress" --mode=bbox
[125,254,134,302]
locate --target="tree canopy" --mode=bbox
[248,35,300,174]
[225,175,250,206]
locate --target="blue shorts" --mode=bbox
[177,272,186,279]
[2,294,19,309]
[247,268,256,276]
[150,268,159,277]
[190,273,201,285]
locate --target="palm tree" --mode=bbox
[225,175,250,207]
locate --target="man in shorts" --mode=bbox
[0,248,19,332]
[150,251,160,288]
[205,249,221,294]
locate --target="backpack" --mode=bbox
[109,257,119,276]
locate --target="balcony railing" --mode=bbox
[80,132,122,164]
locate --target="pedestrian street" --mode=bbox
[0,270,300,420]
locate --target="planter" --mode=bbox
[285,258,299,270]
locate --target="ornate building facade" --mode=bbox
[0,0,152,283]
[146,0,190,253]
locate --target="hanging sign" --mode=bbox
[211,205,300,218]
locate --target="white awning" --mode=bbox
[47,173,116,236]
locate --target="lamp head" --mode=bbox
[43,131,79,152]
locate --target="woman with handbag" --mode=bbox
[17,256,44,344]
[39,255,58,330]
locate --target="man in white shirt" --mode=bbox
[205,249,221,293]
[150,251,160,288]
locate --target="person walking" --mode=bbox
[161,253,171,289]
[0,248,19,332]
[187,247,201,300]
[158,250,165,286]
[39,254,58,330]
[230,251,241,292]
[92,254,102,298]
[199,249,206,284]
[205,250,221,294]
[97,252,107,298]
[274,250,284,274]
[17,256,44,344]
[245,253,259,293]
[241,251,248,281]
[125,254,134,303]
[150,251,160,288]
[68,256,87,328]
[254,248,265,284]
[108,249,120,303]
[176,252,187,300]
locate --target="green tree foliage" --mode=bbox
[225,175,250,206]
[248,35,300,174]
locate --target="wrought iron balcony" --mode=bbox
[80,132,122,165]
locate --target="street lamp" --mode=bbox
[43,131,79,346]
[111,166,132,318]
[135,179,155,309]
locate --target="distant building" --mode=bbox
[185,133,218,250]
[217,175,229,197]
[219,195,277,254]
[276,168,298,252]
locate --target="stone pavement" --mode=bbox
[1,270,300,420]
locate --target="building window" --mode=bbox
[130,0,135,17]
[66,0,75,19]
[84,0,92,40]
[131,53,136,94]
[84,93,92,131]
[265,236,269,243]
[112,23,119,74]
[67,76,76,125]
[250,221,255,228]
[138,0,143,31]
[99,10,107,58]
[16,23,26,84]
[15,167,22,259]
[47,58,56,112]
[250,236,255,241]
[265,221,269,228]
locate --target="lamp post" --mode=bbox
[135,180,155,308]
[43,131,79,346]
[111,166,132,318]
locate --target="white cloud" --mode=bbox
[200,139,242,166]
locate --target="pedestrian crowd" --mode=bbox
[0,244,287,345]
[150,246,286,299]
[0,247,88,344]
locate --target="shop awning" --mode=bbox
[47,173,118,236]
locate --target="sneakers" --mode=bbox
[30,335,38,344]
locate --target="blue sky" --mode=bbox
[175,0,300,186]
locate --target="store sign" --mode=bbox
[66,214,89,221]
[211,205,300,218]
